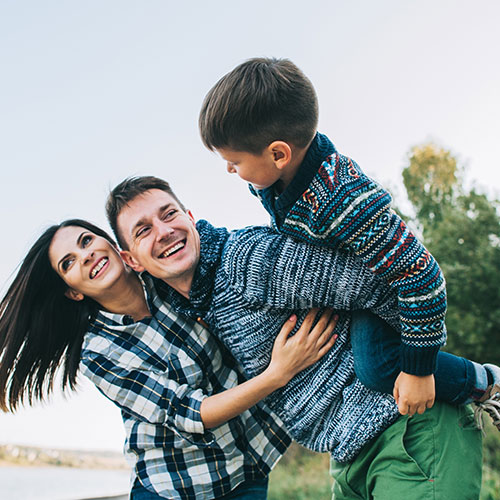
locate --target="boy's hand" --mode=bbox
[393,372,435,416]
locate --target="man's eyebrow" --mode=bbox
[130,204,173,238]
[57,231,85,270]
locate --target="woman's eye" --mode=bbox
[82,235,92,247]
[62,258,74,271]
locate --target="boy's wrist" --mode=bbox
[400,345,440,376]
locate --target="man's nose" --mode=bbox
[154,218,174,240]
[226,162,236,174]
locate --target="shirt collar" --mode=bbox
[254,132,337,223]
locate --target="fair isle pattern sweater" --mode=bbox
[251,132,447,376]
[155,221,400,462]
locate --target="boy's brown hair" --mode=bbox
[199,57,318,154]
[106,175,186,250]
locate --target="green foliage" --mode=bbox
[481,421,500,500]
[401,144,500,363]
[402,143,459,228]
[268,444,331,500]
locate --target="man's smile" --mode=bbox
[159,240,186,259]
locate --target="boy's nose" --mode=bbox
[226,162,236,174]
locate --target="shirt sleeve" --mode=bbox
[80,346,210,438]
[276,152,447,375]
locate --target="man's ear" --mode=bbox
[186,209,196,224]
[120,250,145,273]
[268,141,292,170]
[65,288,85,302]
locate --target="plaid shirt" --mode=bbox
[79,274,290,500]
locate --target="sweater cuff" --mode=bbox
[400,345,440,376]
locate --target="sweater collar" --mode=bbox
[257,132,336,222]
[153,220,229,314]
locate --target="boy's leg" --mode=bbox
[331,402,482,500]
[350,311,489,404]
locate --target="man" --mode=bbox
[107,176,483,500]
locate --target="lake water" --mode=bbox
[0,466,130,500]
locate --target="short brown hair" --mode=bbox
[199,57,318,154]
[106,176,186,249]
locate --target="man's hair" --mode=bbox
[106,176,186,249]
[199,57,318,154]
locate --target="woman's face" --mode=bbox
[49,225,126,302]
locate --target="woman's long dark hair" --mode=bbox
[0,219,116,412]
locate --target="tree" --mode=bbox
[401,144,500,363]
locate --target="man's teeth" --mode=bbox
[161,242,184,258]
[90,258,108,278]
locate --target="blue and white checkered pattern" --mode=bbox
[80,275,290,500]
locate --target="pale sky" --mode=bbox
[1,1,499,451]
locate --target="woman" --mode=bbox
[0,219,337,500]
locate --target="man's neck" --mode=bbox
[163,275,193,299]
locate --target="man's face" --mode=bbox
[117,189,200,291]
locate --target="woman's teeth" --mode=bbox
[90,258,108,279]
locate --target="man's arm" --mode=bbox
[223,225,396,315]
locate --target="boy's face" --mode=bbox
[217,147,283,190]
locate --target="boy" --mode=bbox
[199,57,500,426]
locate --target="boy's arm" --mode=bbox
[273,152,447,377]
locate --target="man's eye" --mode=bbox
[136,227,150,238]
[162,210,177,220]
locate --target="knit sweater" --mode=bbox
[156,221,400,462]
[251,132,447,376]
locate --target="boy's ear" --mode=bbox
[120,250,145,273]
[268,141,292,170]
[65,288,85,302]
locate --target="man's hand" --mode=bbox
[393,372,435,416]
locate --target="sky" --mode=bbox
[0,0,499,452]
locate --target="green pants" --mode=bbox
[331,402,482,500]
